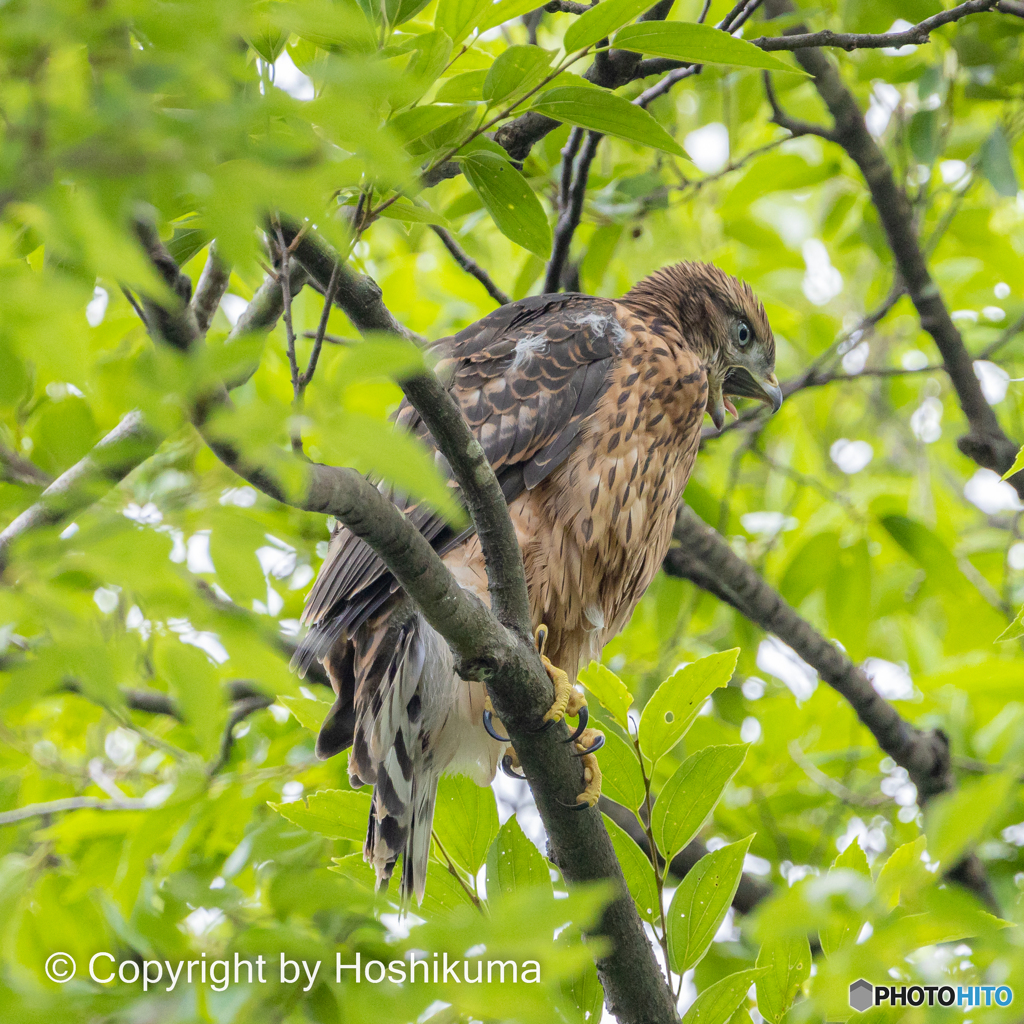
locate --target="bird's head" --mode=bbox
[624,261,783,431]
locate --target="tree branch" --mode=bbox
[751,0,1001,51]
[544,131,602,293]
[665,505,998,911]
[0,443,52,487]
[0,261,304,573]
[763,0,1024,496]
[430,225,510,306]
[151,224,680,1024]
[191,241,231,335]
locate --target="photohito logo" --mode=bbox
[849,979,1013,1011]
[45,952,76,983]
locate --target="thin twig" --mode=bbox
[544,131,602,293]
[430,226,510,306]
[300,260,341,398]
[0,796,161,827]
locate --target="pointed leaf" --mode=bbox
[434,774,499,873]
[681,968,766,1024]
[755,933,811,1024]
[483,45,554,104]
[270,789,372,843]
[486,815,551,901]
[279,694,332,734]
[564,0,656,53]
[639,649,738,764]
[612,22,806,74]
[602,813,660,923]
[462,151,552,257]
[579,661,634,730]
[530,87,686,157]
[598,730,646,811]
[652,744,748,861]
[667,835,752,973]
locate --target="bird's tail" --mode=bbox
[365,767,439,904]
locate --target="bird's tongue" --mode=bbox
[724,397,738,418]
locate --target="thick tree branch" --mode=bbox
[665,505,998,911]
[191,241,231,334]
[764,0,1023,496]
[430,225,510,306]
[150,225,679,1024]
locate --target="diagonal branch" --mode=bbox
[430,225,510,306]
[763,0,1023,496]
[147,223,680,1024]
[665,505,998,911]
[191,241,231,335]
[751,0,1001,51]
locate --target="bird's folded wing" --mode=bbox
[296,293,626,666]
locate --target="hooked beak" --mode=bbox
[723,367,783,414]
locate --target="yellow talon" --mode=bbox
[574,728,604,807]
[535,624,587,724]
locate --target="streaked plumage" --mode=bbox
[294,262,781,901]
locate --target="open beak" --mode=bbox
[723,367,783,414]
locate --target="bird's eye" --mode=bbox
[734,320,752,346]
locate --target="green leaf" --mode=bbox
[278,694,333,734]
[270,789,372,843]
[390,102,473,143]
[420,859,479,915]
[483,45,554,104]
[462,151,552,257]
[997,603,1024,642]
[436,69,488,102]
[1003,444,1024,481]
[598,730,646,810]
[652,744,748,861]
[377,198,451,228]
[486,815,551,901]
[879,514,959,587]
[667,835,752,973]
[925,771,1015,869]
[434,774,499,874]
[755,933,811,1024]
[392,0,433,26]
[579,661,634,730]
[612,23,806,74]
[639,649,738,764]
[981,126,1020,198]
[436,0,490,44]
[602,813,660,923]
[564,0,655,53]
[681,968,766,1024]
[530,87,686,157]
[477,0,550,33]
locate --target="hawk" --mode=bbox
[294,262,782,901]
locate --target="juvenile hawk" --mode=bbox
[294,262,782,900]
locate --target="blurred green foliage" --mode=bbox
[2,0,1024,1020]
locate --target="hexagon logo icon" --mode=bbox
[849,979,874,1012]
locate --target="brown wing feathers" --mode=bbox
[295,293,624,679]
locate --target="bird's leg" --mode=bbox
[571,729,605,808]
[534,625,604,808]
[536,624,588,740]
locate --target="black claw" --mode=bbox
[534,715,558,733]
[563,703,589,743]
[500,754,526,780]
[558,798,592,811]
[483,709,509,743]
[572,733,605,757]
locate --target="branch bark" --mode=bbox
[752,0,1001,51]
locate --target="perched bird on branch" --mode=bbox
[294,262,782,901]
